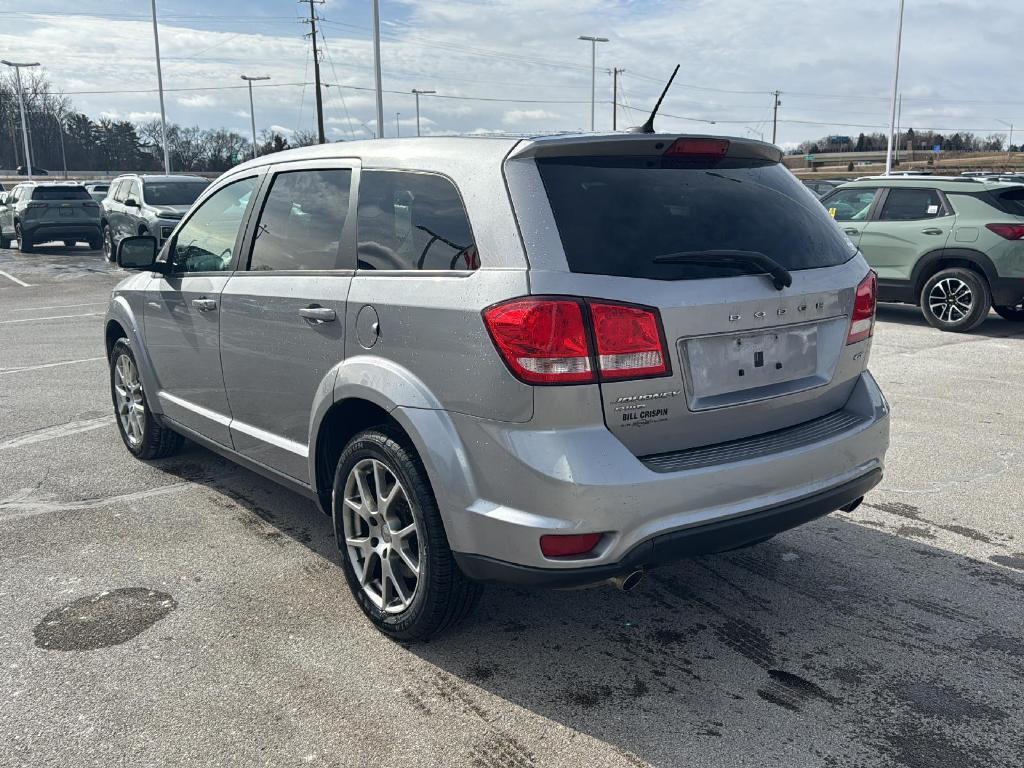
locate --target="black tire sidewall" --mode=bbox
[333,431,439,638]
[15,223,32,253]
[102,225,114,261]
[920,268,990,332]
[994,304,1024,322]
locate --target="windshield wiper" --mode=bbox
[651,249,793,291]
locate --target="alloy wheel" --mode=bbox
[103,228,113,260]
[342,458,421,614]
[113,352,145,448]
[928,277,974,324]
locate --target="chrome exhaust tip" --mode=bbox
[840,496,864,513]
[608,570,644,592]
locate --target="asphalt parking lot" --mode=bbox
[1,245,1023,768]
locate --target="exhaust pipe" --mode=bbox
[607,569,644,592]
[840,496,864,513]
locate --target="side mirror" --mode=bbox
[124,198,140,208]
[117,235,160,270]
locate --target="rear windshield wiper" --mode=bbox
[651,250,793,291]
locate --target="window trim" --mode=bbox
[822,186,882,222]
[354,167,479,276]
[242,159,360,274]
[157,170,266,278]
[875,186,952,222]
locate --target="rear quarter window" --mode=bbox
[986,187,1024,217]
[537,157,855,280]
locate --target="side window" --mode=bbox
[127,180,142,204]
[879,188,945,221]
[112,180,129,203]
[249,169,352,271]
[825,188,877,222]
[170,177,257,274]
[356,170,478,271]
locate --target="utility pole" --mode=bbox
[894,93,902,165]
[578,35,608,131]
[56,105,68,178]
[771,90,781,144]
[301,0,326,144]
[411,89,435,137]
[395,112,400,138]
[149,0,171,174]
[612,68,624,130]
[2,60,39,177]
[371,0,384,138]
[885,0,906,176]
[241,75,270,159]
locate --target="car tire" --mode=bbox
[0,226,11,249]
[920,267,991,333]
[333,427,482,641]
[102,224,115,262]
[109,338,184,460]
[993,303,1024,322]
[87,235,102,251]
[15,223,33,253]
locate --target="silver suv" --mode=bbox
[101,174,209,261]
[105,134,890,640]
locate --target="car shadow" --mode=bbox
[877,303,1024,339]
[152,441,1024,768]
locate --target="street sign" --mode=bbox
[805,154,815,161]
[933,145,941,154]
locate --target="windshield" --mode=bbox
[143,181,209,206]
[537,157,856,280]
[31,186,91,201]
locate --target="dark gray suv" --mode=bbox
[101,174,209,261]
[105,134,890,640]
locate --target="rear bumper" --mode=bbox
[991,276,1024,307]
[455,467,881,587]
[23,222,101,242]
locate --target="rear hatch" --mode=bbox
[24,185,100,225]
[514,135,871,457]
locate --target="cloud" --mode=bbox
[269,125,295,136]
[177,94,216,108]
[503,109,560,125]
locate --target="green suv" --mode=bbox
[821,177,1024,331]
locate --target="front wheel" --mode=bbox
[109,339,183,460]
[333,428,482,641]
[994,302,1024,322]
[102,224,115,262]
[920,268,991,332]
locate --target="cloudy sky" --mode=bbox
[0,0,1020,148]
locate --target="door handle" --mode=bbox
[191,298,217,312]
[921,228,944,235]
[843,228,860,236]
[299,305,337,323]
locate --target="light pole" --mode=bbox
[2,60,39,177]
[150,0,171,174]
[884,0,905,176]
[578,35,608,131]
[411,89,435,137]
[371,0,384,137]
[395,112,400,138]
[241,75,270,159]
[55,104,68,178]
[996,118,1014,157]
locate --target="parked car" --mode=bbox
[101,174,209,261]
[821,177,1024,330]
[83,180,111,202]
[0,181,101,251]
[105,134,890,640]
[16,165,48,176]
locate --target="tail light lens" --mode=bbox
[483,297,670,384]
[84,201,99,208]
[25,202,48,209]
[985,223,1024,240]
[847,272,877,345]
[540,532,603,558]
[663,137,730,159]
[590,302,668,380]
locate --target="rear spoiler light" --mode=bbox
[506,134,782,164]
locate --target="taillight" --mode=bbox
[540,532,603,558]
[84,201,99,208]
[847,272,877,345]
[985,223,1024,240]
[590,302,668,380]
[483,297,670,385]
[663,137,730,159]
[482,298,593,384]
[26,202,48,209]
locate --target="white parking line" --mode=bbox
[10,302,107,312]
[0,416,110,451]
[0,312,103,325]
[0,356,105,375]
[0,270,32,287]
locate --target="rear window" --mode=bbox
[31,186,90,201]
[987,187,1024,217]
[537,157,855,280]
[143,181,210,206]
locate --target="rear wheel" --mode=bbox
[0,225,11,249]
[15,223,33,253]
[109,338,183,460]
[333,428,482,641]
[993,302,1024,322]
[102,224,115,262]
[920,268,990,332]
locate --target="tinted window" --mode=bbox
[249,169,352,271]
[987,187,1024,216]
[357,171,478,271]
[171,177,257,274]
[31,186,91,201]
[879,188,944,221]
[538,157,855,280]
[824,187,878,222]
[144,180,210,206]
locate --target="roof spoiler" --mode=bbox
[506,133,783,164]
